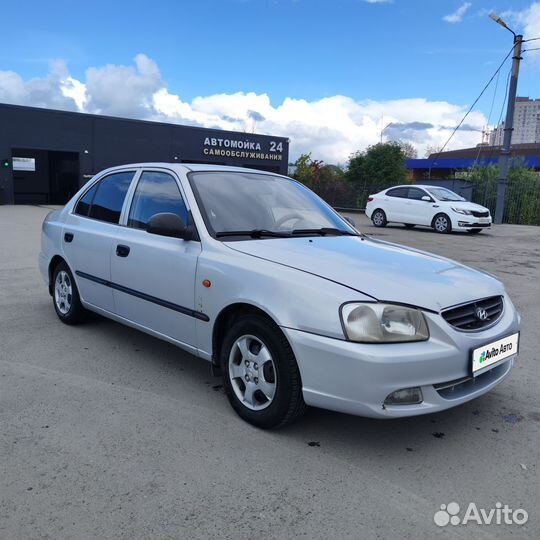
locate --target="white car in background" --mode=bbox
[365,185,492,234]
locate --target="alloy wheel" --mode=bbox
[54,270,73,315]
[373,211,384,226]
[228,334,277,411]
[434,216,449,232]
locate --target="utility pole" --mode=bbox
[489,13,523,224]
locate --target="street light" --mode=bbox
[488,12,523,224]
[380,122,393,144]
[489,12,516,37]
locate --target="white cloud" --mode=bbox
[443,2,472,23]
[364,0,393,4]
[0,54,488,163]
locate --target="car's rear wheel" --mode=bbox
[404,224,415,228]
[467,229,482,234]
[52,261,87,324]
[432,213,451,234]
[371,209,387,228]
[220,314,305,428]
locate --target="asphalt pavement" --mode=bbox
[1,205,538,540]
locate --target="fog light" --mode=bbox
[458,221,469,227]
[384,387,423,405]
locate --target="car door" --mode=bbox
[403,187,433,225]
[383,187,408,222]
[110,169,202,348]
[62,170,136,312]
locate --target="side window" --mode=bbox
[386,187,407,198]
[128,171,189,230]
[408,188,428,200]
[88,171,135,224]
[75,183,99,216]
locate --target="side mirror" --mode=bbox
[343,216,356,227]
[421,195,432,202]
[147,213,193,240]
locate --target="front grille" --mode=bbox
[441,296,504,331]
[471,210,489,218]
[434,361,511,399]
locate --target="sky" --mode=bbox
[0,0,539,163]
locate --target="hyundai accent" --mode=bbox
[39,164,520,428]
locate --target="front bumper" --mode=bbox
[283,296,520,418]
[450,214,492,229]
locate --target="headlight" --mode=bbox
[451,207,472,215]
[340,303,429,343]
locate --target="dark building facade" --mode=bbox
[0,103,289,204]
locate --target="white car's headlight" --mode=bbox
[340,303,429,343]
[451,207,472,215]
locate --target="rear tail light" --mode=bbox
[367,197,374,202]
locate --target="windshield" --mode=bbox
[425,187,465,202]
[189,171,356,238]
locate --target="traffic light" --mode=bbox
[2,158,10,168]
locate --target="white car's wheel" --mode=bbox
[432,213,451,234]
[371,209,387,228]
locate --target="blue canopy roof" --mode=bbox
[407,156,540,169]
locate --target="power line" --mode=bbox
[430,43,515,168]
[473,68,500,166]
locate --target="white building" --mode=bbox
[489,97,540,146]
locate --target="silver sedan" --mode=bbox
[39,164,521,428]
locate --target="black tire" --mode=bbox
[51,261,87,325]
[404,224,415,228]
[371,209,387,228]
[467,229,482,234]
[220,314,306,429]
[432,213,452,234]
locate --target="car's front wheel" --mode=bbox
[371,209,387,228]
[52,261,87,324]
[220,314,305,428]
[432,213,452,234]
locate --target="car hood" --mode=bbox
[225,236,503,312]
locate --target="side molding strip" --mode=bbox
[75,270,210,322]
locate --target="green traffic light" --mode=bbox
[3,160,9,167]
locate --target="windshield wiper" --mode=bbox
[216,229,292,239]
[291,227,359,237]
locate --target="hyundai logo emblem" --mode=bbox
[475,307,488,321]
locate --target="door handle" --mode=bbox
[64,232,74,243]
[116,244,130,257]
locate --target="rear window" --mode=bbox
[75,171,135,224]
[386,187,408,198]
[75,183,98,217]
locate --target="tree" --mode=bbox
[345,142,408,186]
[292,153,314,186]
[396,141,418,159]
[466,160,540,225]
[424,145,442,158]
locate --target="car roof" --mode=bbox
[100,162,287,176]
[384,185,439,190]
